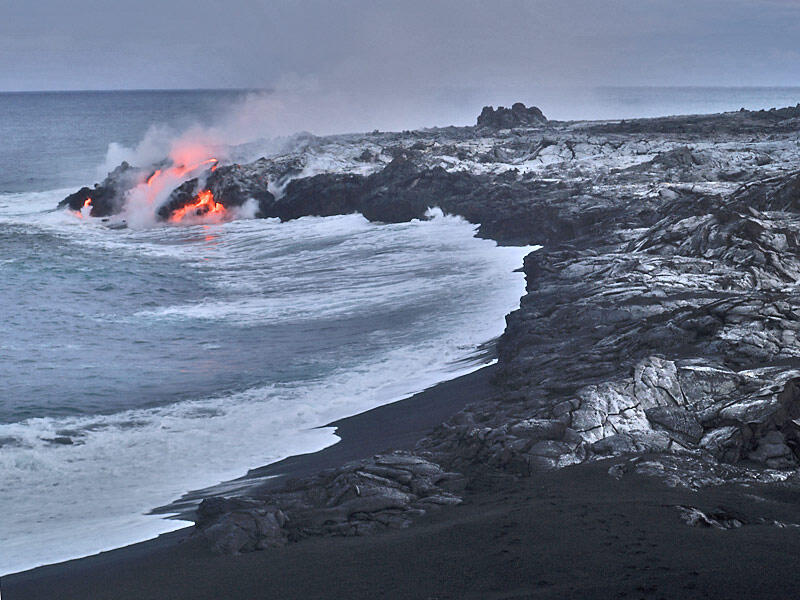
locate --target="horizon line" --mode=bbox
[2,84,800,95]
[0,87,269,94]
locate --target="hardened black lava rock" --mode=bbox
[476,102,548,129]
[57,162,144,217]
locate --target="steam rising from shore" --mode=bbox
[97,87,338,226]
[100,85,329,180]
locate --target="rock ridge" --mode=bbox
[56,104,800,550]
[477,103,548,129]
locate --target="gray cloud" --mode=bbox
[2,1,799,128]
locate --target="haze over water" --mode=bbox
[3,86,800,193]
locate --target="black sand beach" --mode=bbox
[7,363,800,600]
[227,363,499,491]
[156,363,500,516]
[8,457,800,600]
[2,366,497,597]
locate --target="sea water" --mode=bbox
[0,90,531,574]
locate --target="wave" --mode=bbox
[0,202,532,574]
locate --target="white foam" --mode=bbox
[0,207,532,575]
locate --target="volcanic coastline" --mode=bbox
[7,103,800,599]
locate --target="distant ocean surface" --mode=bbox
[564,86,800,121]
[0,87,797,574]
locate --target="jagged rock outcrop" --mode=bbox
[157,163,276,220]
[58,162,145,217]
[477,103,547,129]
[206,163,276,217]
[193,451,464,554]
[729,170,800,213]
[416,168,800,477]
[422,356,800,474]
[270,173,365,221]
[275,158,610,246]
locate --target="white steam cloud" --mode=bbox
[98,78,458,228]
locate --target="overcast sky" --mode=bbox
[3,0,799,92]
[2,1,799,129]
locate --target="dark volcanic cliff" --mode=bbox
[57,104,800,554]
[58,162,144,217]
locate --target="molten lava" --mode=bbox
[171,158,218,179]
[169,190,226,223]
[74,197,92,218]
[146,169,162,186]
[122,146,222,227]
[145,158,216,189]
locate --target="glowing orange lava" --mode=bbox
[171,158,218,179]
[124,147,222,226]
[146,169,162,186]
[74,197,92,218]
[169,190,226,223]
[145,159,216,186]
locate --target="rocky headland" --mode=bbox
[55,102,800,554]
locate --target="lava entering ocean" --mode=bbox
[74,197,92,219]
[143,158,218,198]
[169,190,226,223]
[64,142,236,226]
[120,154,222,226]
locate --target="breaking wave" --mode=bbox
[0,194,531,574]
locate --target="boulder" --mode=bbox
[748,430,796,469]
[700,426,744,463]
[195,497,288,554]
[645,406,703,445]
[58,162,145,217]
[191,452,463,553]
[477,103,548,128]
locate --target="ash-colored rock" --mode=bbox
[645,406,703,445]
[191,452,463,554]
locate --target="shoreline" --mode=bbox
[0,200,527,576]
[7,102,800,598]
[10,454,800,599]
[3,364,497,584]
[152,361,500,518]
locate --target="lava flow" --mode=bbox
[145,169,162,186]
[120,153,222,227]
[145,158,217,190]
[171,158,218,179]
[169,190,226,223]
[74,197,92,218]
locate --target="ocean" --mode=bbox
[534,86,800,122]
[0,90,533,575]
[1,87,797,575]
